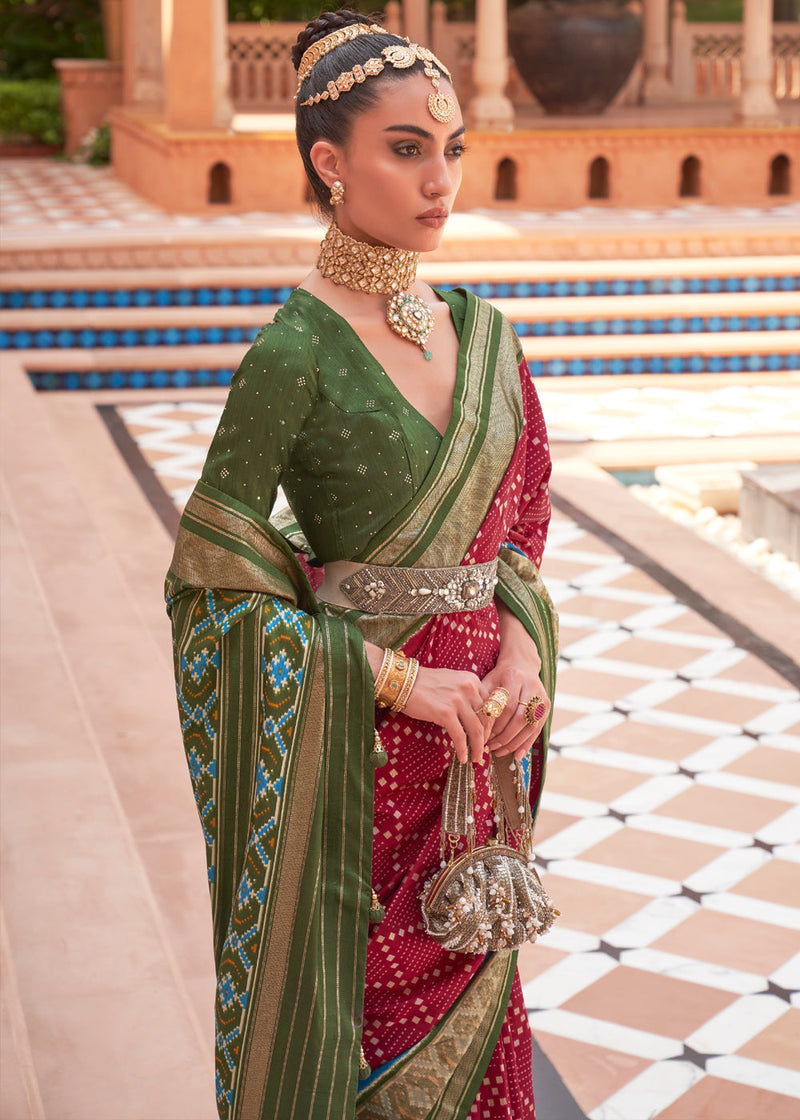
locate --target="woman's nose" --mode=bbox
[424,158,452,198]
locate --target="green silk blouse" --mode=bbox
[200,286,469,563]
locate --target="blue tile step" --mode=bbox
[3,292,798,351]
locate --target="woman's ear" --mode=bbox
[310,140,345,191]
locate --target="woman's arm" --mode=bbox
[364,641,491,766]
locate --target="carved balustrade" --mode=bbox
[671,3,800,101]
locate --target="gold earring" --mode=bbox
[330,180,345,207]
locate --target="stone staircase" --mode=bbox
[2,255,798,390]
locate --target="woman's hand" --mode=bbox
[402,666,494,765]
[365,641,491,765]
[481,605,550,761]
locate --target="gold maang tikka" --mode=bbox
[317,223,435,360]
[296,25,456,124]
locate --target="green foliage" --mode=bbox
[686,0,744,19]
[226,1,477,20]
[228,0,345,20]
[0,0,105,81]
[88,120,111,164]
[0,78,64,145]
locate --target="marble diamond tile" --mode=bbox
[653,684,775,726]
[723,744,800,787]
[589,717,711,763]
[537,875,647,937]
[656,782,793,833]
[656,1076,800,1120]
[563,967,736,1037]
[596,634,707,672]
[553,593,644,623]
[658,610,733,640]
[728,857,800,905]
[554,665,655,703]
[652,908,799,976]
[737,1006,800,1067]
[579,827,723,881]
[543,755,646,803]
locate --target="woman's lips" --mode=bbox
[416,210,449,229]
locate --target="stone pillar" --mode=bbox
[54,59,123,153]
[641,0,675,103]
[670,1,694,102]
[468,0,513,130]
[383,1,402,36]
[737,0,779,124]
[164,0,232,130]
[403,0,429,43]
[122,0,163,108]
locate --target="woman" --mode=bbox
[166,10,557,1119]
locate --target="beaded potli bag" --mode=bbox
[419,754,559,954]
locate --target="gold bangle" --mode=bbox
[382,652,408,706]
[376,650,412,708]
[391,656,419,712]
[373,647,394,704]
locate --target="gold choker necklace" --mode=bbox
[317,223,434,360]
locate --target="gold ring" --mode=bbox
[520,696,547,725]
[481,687,510,719]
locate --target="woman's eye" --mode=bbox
[395,143,421,157]
[447,144,467,160]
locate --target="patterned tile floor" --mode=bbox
[528,513,799,1120]
[111,394,800,1120]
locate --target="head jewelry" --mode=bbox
[296,24,456,124]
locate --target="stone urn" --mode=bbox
[508,0,643,115]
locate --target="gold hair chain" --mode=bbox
[296,26,455,124]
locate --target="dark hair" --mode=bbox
[292,9,433,216]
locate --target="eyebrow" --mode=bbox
[383,124,466,141]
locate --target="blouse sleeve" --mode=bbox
[505,356,552,571]
[200,316,317,518]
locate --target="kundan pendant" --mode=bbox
[386,292,435,360]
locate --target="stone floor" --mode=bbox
[1,158,799,1120]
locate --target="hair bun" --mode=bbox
[291,9,374,71]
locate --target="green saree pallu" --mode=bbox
[166,289,558,1120]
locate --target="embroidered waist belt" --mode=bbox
[319,558,499,616]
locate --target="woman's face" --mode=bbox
[318,71,465,253]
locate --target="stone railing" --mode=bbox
[671,4,800,100]
[226,8,536,112]
[228,21,304,109]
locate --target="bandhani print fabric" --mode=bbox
[166,288,557,1119]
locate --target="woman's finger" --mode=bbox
[442,713,469,764]
[491,692,551,748]
[459,704,487,764]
